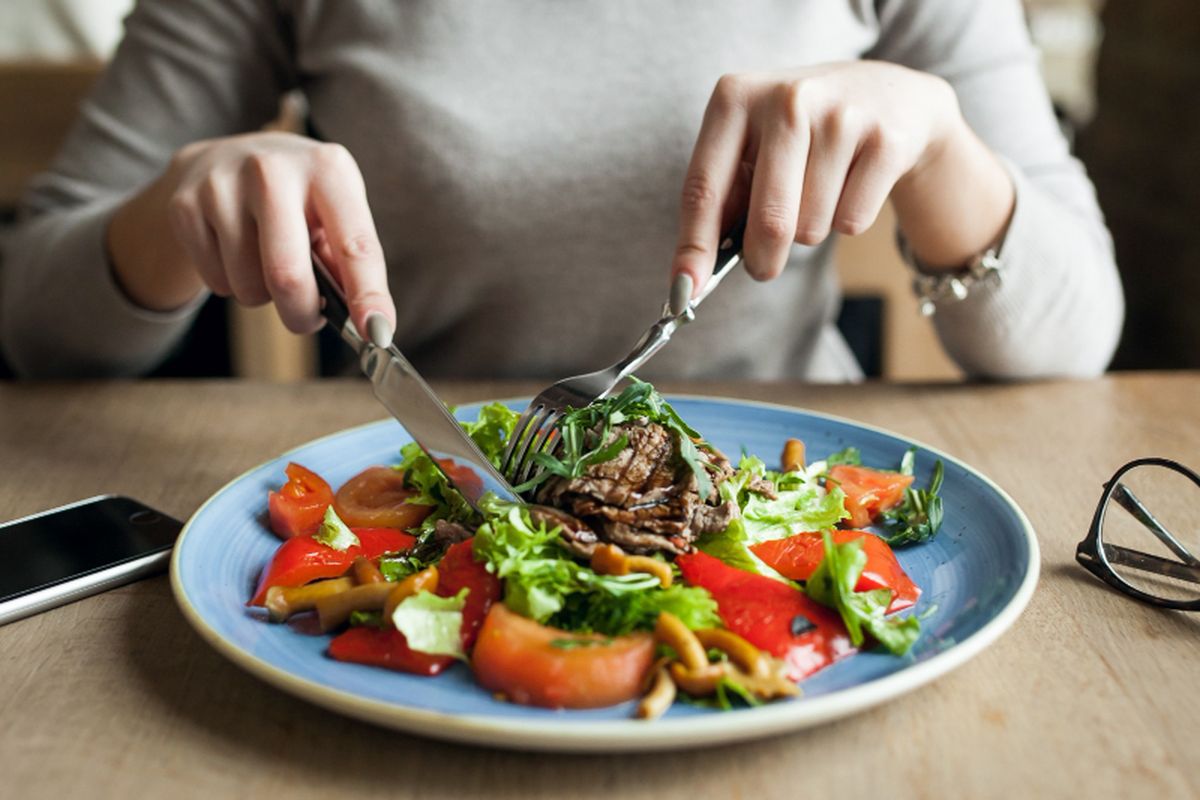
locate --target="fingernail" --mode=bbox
[669,273,694,316]
[365,312,393,348]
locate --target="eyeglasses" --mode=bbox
[1076,457,1200,610]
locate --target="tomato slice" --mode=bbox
[333,466,434,530]
[268,463,335,539]
[827,465,913,528]
[471,604,656,709]
[436,459,485,504]
[435,539,502,651]
[328,627,454,676]
[750,530,921,613]
[676,551,853,680]
[248,527,416,606]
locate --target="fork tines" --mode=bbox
[500,404,563,490]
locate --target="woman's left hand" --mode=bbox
[671,61,1001,289]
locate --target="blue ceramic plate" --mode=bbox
[171,397,1038,751]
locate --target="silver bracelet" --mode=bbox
[898,235,1005,317]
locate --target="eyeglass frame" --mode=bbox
[1075,456,1200,611]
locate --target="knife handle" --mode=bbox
[312,253,357,345]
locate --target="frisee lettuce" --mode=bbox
[695,455,850,576]
[390,589,469,659]
[394,401,521,538]
[805,530,920,655]
[313,506,359,551]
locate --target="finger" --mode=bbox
[743,102,810,280]
[307,144,394,343]
[244,157,324,334]
[671,75,752,295]
[795,109,862,246]
[167,190,231,297]
[832,127,907,237]
[200,175,268,305]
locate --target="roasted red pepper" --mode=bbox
[248,527,416,606]
[328,538,502,675]
[434,539,502,650]
[751,530,921,613]
[676,550,853,680]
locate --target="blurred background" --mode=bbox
[0,0,1195,381]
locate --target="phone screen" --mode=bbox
[0,496,181,601]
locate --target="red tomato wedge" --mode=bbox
[827,465,913,528]
[249,527,416,606]
[676,551,853,680]
[333,466,434,530]
[329,627,454,676]
[268,463,334,539]
[750,530,921,613]
[435,539,502,651]
[436,459,485,505]
[471,604,656,709]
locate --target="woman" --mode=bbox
[0,1,1122,380]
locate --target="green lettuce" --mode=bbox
[313,507,359,551]
[390,589,469,659]
[393,402,521,537]
[472,504,719,635]
[696,455,849,575]
[806,530,920,655]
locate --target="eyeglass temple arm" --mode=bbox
[1112,483,1200,568]
[1094,542,1200,585]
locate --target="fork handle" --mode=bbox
[690,216,747,310]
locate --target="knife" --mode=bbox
[311,255,521,509]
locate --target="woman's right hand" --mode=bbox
[107,131,395,343]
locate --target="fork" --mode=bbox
[500,219,747,490]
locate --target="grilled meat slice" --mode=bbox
[536,419,739,556]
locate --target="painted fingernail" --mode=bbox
[365,312,393,348]
[669,273,694,316]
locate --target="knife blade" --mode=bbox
[312,255,521,509]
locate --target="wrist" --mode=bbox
[106,174,206,312]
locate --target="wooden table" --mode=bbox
[1,375,1197,799]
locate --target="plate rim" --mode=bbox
[169,394,1040,752]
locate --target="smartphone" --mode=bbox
[0,495,182,626]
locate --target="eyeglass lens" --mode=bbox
[1100,463,1200,603]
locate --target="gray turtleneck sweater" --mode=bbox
[0,0,1123,380]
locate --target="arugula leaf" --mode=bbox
[313,507,359,551]
[391,589,469,659]
[515,379,714,498]
[880,451,945,547]
[805,530,920,655]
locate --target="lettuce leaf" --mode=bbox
[696,455,849,576]
[390,589,469,659]
[472,504,718,635]
[805,530,920,655]
[313,506,359,551]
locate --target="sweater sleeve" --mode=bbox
[867,0,1124,378]
[0,0,294,377]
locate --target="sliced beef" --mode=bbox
[536,419,740,557]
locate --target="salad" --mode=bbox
[249,381,943,718]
